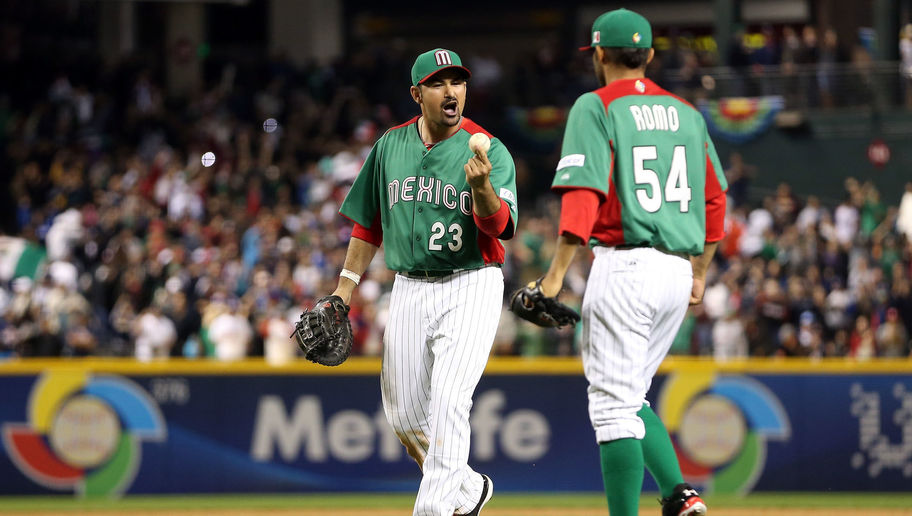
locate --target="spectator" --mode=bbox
[897,182,912,239]
[739,198,774,257]
[834,195,859,247]
[712,304,749,361]
[860,183,887,240]
[876,307,909,357]
[817,28,846,108]
[64,313,97,357]
[208,303,253,361]
[724,152,755,209]
[262,309,296,366]
[901,24,912,108]
[133,306,177,361]
[795,195,823,233]
[848,314,877,359]
[777,323,806,356]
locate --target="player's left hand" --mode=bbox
[464,148,492,189]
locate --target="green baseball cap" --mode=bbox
[579,8,652,50]
[410,48,472,86]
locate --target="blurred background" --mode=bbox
[1,0,911,363]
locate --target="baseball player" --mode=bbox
[328,48,517,516]
[534,9,725,516]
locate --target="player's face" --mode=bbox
[413,69,467,128]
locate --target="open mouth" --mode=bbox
[442,99,458,117]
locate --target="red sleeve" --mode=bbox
[473,198,510,238]
[705,153,726,243]
[351,210,383,246]
[558,189,601,243]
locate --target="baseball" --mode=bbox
[201,151,216,167]
[468,133,490,155]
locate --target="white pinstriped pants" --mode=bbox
[381,267,503,516]
[581,246,692,443]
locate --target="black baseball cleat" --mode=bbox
[464,474,493,515]
[660,483,707,516]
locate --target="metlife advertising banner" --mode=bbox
[0,359,910,496]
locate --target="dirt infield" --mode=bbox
[17,509,912,516]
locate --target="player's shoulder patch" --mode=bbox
[499,187,516,207]
[557,154,585,171]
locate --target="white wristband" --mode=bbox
[340,268,361,285]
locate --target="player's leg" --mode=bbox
[639,403,684,497]
[413,267,503,516]
[640,250,706,516]
[599,438,644,516]
[380,276,433,467]
[635,252,688,496]
[581,247,654,516]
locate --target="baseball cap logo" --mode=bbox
[434,50,452,66]
[632,32,642,44]
[592,31,601,45]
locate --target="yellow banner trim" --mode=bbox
[0,357,910,376]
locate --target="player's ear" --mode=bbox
[410,85,422,105]
[646,48,655,66]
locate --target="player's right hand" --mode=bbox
[464,149,492,189]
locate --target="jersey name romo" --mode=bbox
[628,104,680,132]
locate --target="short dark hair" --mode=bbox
[602,47,651,69]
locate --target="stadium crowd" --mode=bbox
[1,28,912,362]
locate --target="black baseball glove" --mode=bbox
[291,295,353,366]
[509,278,581,328]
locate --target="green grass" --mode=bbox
[2,492,912,512]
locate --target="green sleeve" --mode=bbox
[704,123,728,191]
[551,92,612,195]
[487,138,518,225]
[339,138,382,227]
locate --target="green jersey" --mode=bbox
[340,116,518,272]
[552,78,727,255]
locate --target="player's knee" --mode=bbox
[394,428,429,464]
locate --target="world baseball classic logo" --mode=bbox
[2,372,166,496]
[658,374,790,494]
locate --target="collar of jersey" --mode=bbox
[414,115,465,151]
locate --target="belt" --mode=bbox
[611,243,689,260]
[400,269,459,279]
[399,263,500,280]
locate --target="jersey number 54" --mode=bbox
[632,145,691,213]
